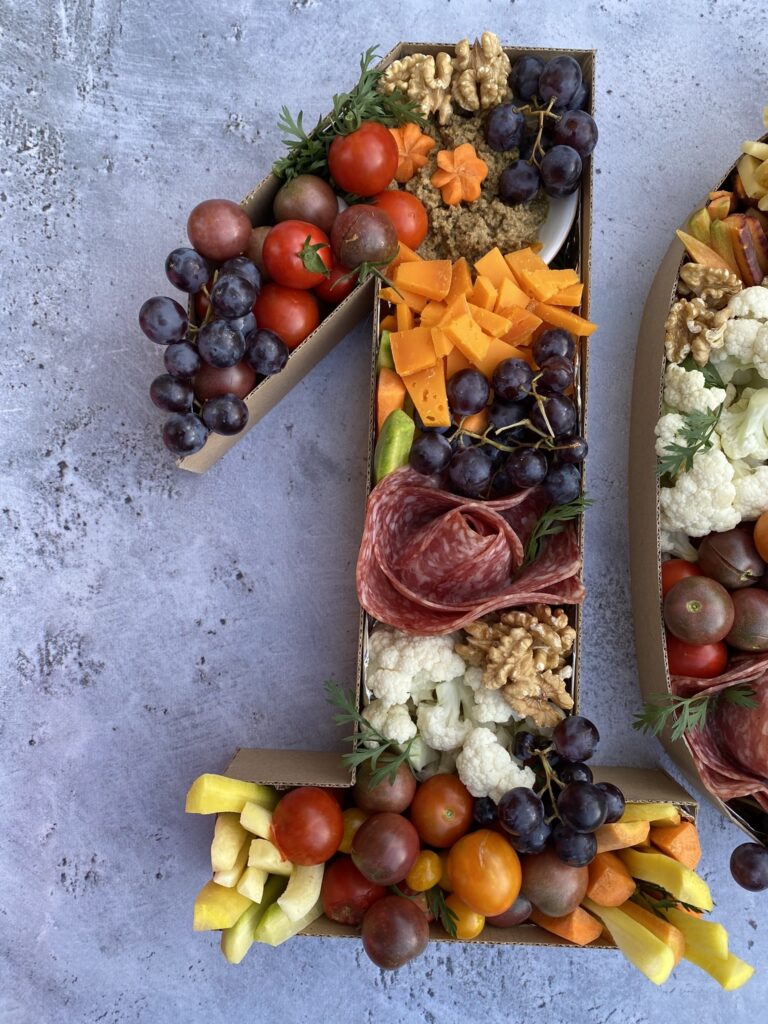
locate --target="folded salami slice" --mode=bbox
[356,468,584,635]
[676,667,768,808]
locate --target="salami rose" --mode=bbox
[356,468,584,635]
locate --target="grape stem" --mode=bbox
[511,97,559,168]
[532,743,565,825]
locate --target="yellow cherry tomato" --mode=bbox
[405,850,442,892]
[438,850,453,892]
[445,894,485,940]
[338,807,368,853]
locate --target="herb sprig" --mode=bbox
[325,679,415,788]
[633,882,708,916]
[656,407,723,478]
[632,685,757,743]
[681,355,725,390]
[523,494,594,565]
[273,47,426,181]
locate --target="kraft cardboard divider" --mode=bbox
[224,747,697,948]
[355,43,595,711]
[629,136,768,842]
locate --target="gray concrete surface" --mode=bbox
[2,1,767,1021]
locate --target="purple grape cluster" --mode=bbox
[491,716,625,868]
[140,248,289,456]
[489,54,598,207]
[408,327,585,504]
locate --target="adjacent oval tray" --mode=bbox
[629,139,768,844]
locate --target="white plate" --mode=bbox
[536,190,580,265]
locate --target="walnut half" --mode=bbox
[452,32,511,113]
[456,605,575,728]
[677,263,742,310]
[664,296,731,366]
[379,52,454,124]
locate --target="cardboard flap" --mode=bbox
[225,747,351,789]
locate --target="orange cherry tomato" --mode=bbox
[405,850,442,892]
[372,189,429,249]
[409,774,474,848]
[661,558,702,596]
[339,807,368,854]
[253,283,320,350]
[445,894,485,940]
[664,632,728,679]
[754,512,768,562]
[447,830,521,917]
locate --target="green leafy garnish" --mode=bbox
[273,47,426,181]
[682,355,725,390]
[325,679,415,788]
[523,494,594,565]
[632,685,757,743]
[633,882,708,916]
[657,406,722,478]
[426,885,458,938]
[298,236,331,277]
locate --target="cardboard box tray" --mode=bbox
[629,135,768,844]
[225,747,697,949]
[179,41,595,478]
[356,43,596,712]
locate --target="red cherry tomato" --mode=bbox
[262,220,332,289]
[664,632,728,679]
[328,122,399,197]
[321,855,386,925]
[661,558,702,596]
[372,190,429,249]
[254,283,320,350]
[271,786,344,866]
[409,774,474,848]
[314,263,358,305]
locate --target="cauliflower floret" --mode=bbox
[362,699,417,747]
[655,413,687,459]
[663,362,726,414]
[732,461,768,521]
[659,448,740,538]
[417,678,474,751]
[456,726,535,802]
[717,319,768,379]
[660,529,698,562]
[407,735,439,773]
[709,348,758,387]
[717,387,768,461]
[727,285,768,321]
[463,666,516,725]
[366,628,466,707]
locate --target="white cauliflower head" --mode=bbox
[456,726,535,802]
[659,529,698,562]
[732,461,768,521]
[727,285,768,322]
[366,628,466,707]
[659,448,740,538]
[663,362,726,414]
[416,678,474,751]
[655,413,687,460]
[463,666,517,725]
[717,387,768,461]
[362,699,418,747]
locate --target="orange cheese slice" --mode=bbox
[402,363,451,428]
[390,326,437,377]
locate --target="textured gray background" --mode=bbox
[1,1,767,1021]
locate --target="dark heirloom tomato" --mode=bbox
[664,632,728,678]
[663,576,734,645]
[320,856,385,925]
[330,205,398,269]
[726,588,768,651]
[272,174,339,234]
[254,283,320,350]
[661,558,701,596]
[361,895,429,970]
[372,189,429,249]
[187,199,252,262]
[270,786,343,865]
[262,220,332,289]
[409,774,473,848]
[353,760,416,813]
[193,361,256,401]
[328,121,399,196]
[351,812,420,885]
